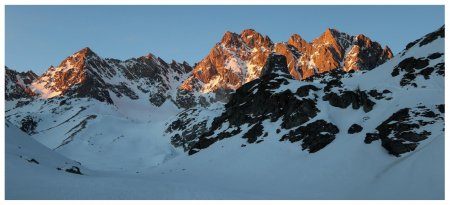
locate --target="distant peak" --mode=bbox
[323,28,344,38]
[240,28,260,37]
[382,46,394,59]
[326,27,340,33]
[355,34,372,42]
[384,45,392,51]
[313,27,353,48]
[242,28,256,32]
[144,53,157,60]
[77,47,94,55]
[72,47,99,59]
[354,34,374,47]
[289,34,306,43]
[81,46,92,52]
[240,28,272,48]
[222,31,238,38]
[220,31,241,46]
[56,47,100,68]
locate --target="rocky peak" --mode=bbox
[78,47,95,57]
[8,46,192,108]
[220,31,242,47]
[240,29,273,48]
[289,28,391,77]
[22,70,39,81]
[181,61,192,70]
[240,28,259,36]
[314,28,350,47]
[343,35,394,72]
[179,28,393,107]
[51,47,116,83]
[321,28,339,41]
[382,46,394,59]
[288,34,304,44]
[181,29,274,93]
[144,53,157,60]
[30,47,112,100]
[5,67,38,100]
[60,47,101,71]
[58,47,100,68]
[313,28,352,56]
[168,60,193,74]
[355,34,372,46]
[287,34,312,54]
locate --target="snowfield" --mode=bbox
[5,118,444,199]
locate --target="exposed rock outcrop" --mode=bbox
[29,47,192,106]
[183,55,339,155]
[179,28,393,108]
[5,67,38,100]
[365,106,443,156]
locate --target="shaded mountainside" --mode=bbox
[166,25,444,157]
[5,67,38,101]
[167,54,390,155]
[5,121,89,176]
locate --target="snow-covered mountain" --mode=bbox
[5,67,38,101]
[5,25,444,199]
[161,25,444,199]
[177,28,393,108]
[167,25,444,157]
[29,47,192,106]
[6,48,192,171]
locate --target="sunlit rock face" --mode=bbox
[28,47,192,106]
[179,28,393,107]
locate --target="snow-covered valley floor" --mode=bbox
[5,116,444,199]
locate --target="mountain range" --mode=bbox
[5,26,445,199]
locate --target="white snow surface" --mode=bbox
[6,97,181,172]
[5,115,444,199]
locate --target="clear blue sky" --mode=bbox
[6,5,444,74]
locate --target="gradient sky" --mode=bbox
[5,5,444,74]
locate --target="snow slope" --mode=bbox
[6,97,181,172]
[5,118,443,199]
